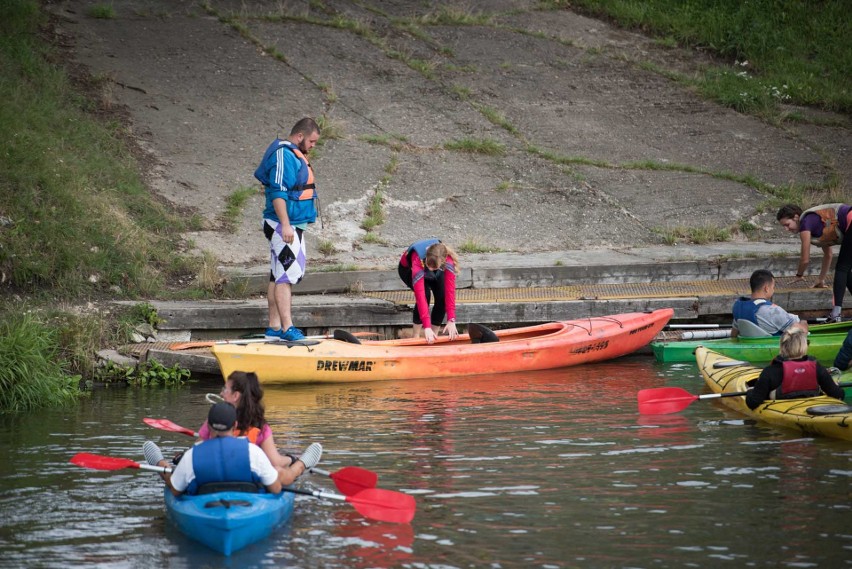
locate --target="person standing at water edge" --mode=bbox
[746,326,844,410]
[731,269,806,337]
[777,203,852,322]
[398,238,460,344]
[255,117,321,341]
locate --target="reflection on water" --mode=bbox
[0,358,850,568]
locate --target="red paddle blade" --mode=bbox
[330,466,379,496]
[346,488,416,524]
[70,453,141,471]
[143,417,197,437]
[637,387,699,415]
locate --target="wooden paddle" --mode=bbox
[142,417,379,495]
[70,452,414,523]
[638,382,852,415]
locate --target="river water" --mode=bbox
[1,358,850,568]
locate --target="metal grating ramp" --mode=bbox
[366,277,813,304]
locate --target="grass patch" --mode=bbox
[0,311,81,412]
[221,186,256,231]
[416,6,495,26]
[458,238,497,254]
[360,189,385,231]
[318,239,337,256]
[569,0,852,113]
[444,137,506,155]
[359,133,409,152]
[451,84,473,100]
[314,263,360,273]
[86,3,116,19]
[472,103,520,136]
[653,224,732,245]
[318,81,338,105]
[315,114,344,148]
[362,232,386,245]
[1,1,195,298]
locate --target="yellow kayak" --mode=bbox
[695,346,852,441]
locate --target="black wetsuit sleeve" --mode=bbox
[746,367,779,410]
[817,364,845,401]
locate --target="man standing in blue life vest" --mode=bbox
[159,403,283,496]
[254,118,321,342]
[731,269,808,338]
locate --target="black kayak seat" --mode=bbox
[805,404,852,416]
[204,499,253,509]
[468,323,499,344]
[333,329,362,344]
[197,481,262,495]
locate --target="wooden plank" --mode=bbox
[470,261,718,289]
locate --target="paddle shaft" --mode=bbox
[706,381,852,400]
[638,382,852,415]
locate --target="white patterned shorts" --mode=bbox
[263,219,306,285]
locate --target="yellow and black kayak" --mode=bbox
[695,346,852,441]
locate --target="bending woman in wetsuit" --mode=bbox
[398,239,460,344]
[777,203,852,321]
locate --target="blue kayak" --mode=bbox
[164,487,295,555]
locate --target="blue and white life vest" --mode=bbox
[186,437,261,495]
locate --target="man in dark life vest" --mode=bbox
[746,326,844,410]
[731,269,807,337]
[159,402,283,496]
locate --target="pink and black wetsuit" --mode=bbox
[398,238,457,329]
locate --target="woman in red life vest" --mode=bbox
[398,239,460,344]
[746,326,845,409]
[198,371,322,484]
[777,203,852,321]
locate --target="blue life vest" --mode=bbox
[732,297,780,334]
[406,238,441,282]
[254,140,316,201]
[186,437,261,496]
[255,139,318,225]
[778,358,820,399]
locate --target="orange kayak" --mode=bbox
[211,309,673,384]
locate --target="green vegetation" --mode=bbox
[458,238,498,254]
[0,313,81,413]
[444,137,506,155]
[416,5,494,26]
[315,263,359,273]
[86,4,116,19]
[318,239,337,256]
[94,359,190,387]
[361,189,385,231]
[0,1,202,407]
[359,133,410,152]
[472,104,520,137]
[1,0,196,298]
[362,232,386,245]
[221,186,256,232]
[653,225,733,245]
[568,0,851,114]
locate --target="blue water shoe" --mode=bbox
[281,326,306,341]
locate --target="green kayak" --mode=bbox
[652,321,851,364]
